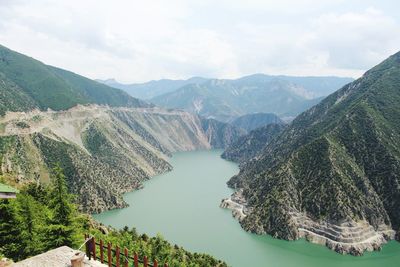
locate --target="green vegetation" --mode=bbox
[0,44,149,114]
[0,165,80,261]
[89,228,227,267]
[15,121,30,129]
[0,165,226,266]
[228,51,400,243]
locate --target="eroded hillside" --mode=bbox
[0,105,232,213]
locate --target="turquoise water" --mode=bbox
[94,150,400,267]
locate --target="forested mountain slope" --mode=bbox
[224,51,400,255]
[0,44,149,115]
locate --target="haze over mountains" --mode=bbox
[98,77,209,100]
[231,113,284,132]
[99,75,353,122]
[222,51,400,255]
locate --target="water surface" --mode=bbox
[94,150,400,267]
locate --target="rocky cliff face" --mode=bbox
[200,118,246,149]
[0,105,227,213]
[221,123,286,164]
[223,52,400,255]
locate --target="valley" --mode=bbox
[1,41,400,266]
[0,105,242,213]
[94,150,400,267]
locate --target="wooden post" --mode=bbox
[107,243,112,267]
[115,246,120,267]
[124,248,129,267]
[92,237,96,261]
[84,234,91,260]
[153,259,158,267]
[133,253,139,267]
[71,252,85,267]
[164,264,168,267]
[144,255,148,267]
[100,239,104,263]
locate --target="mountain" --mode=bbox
[0,107,198,213]
[231,113,284,132]
[248,74,354,98]
[150,75,351,122]
[0,45,241,214]
[222,123,286,164]
[97,77,209,99]
[201,118,246,149]
[0,44,149,115]
[0,106,241,213]
[222,52,400,255]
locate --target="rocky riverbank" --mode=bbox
[292,212,396,256]
[220,189,249,221]
[221,190,396,256]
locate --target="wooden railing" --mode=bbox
[84,234,168,267]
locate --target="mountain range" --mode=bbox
[222,51,400,255]
[97,77,209,99]
[3,42,399,256]
[0,45,244,213]
[99,75,353,122]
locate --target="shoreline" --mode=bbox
[220,189,397,256]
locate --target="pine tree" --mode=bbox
[16,193,43,258]
[0,199,23,261]
[46,163,76,249]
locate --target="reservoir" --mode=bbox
[94,150,400,267]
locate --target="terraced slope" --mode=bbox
[223,51,400,255]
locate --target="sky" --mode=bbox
[0,0,399,83]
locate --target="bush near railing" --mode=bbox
[85,234,168,267]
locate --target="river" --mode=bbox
[93,150,400,267]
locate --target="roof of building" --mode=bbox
[0,183,19,193]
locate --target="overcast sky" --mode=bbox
[0,0,399,83]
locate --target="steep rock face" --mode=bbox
[222,123,286,164]
[224,52,400,255]
[0,106,217,213]
[231,113,284,132]
[200,118,246,149]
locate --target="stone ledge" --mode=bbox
[12,246,107,267]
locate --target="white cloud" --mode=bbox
[0,1,398,82]
[308,8,400,69]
